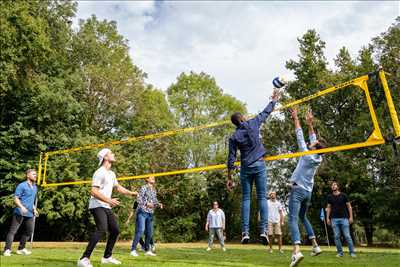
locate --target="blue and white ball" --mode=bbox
[272,76,287,89]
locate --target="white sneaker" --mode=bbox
[350,253,357,258]
[259,233,269,245]
[77,257,93,267]
[310,246,322,256]
[16,248,32,255]
[3,249,12,256]
[241,232,250,244]
[144,251,156,256]
[222,247,226,252]
[101,257,121,264]
[206,247,211,251]
[269,248,273,253]
[130,250,139,257]
[290,252,304,267]
[279,249,284,254]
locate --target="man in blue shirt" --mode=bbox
[226,89,280,245]
[3,169,38,257]
[288,108,325,267]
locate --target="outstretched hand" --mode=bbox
[271,89,281,102]
[306,109,313,125]
[288,108,298,119]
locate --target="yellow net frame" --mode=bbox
[38,71,395,187]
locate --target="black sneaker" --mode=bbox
[241,233,250,244]
[260,232,269,245]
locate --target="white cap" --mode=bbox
[97,148,111,166]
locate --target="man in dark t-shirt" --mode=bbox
[326,181,356,258]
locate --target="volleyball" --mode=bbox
[272,76,287,89]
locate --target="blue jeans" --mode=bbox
[288,186,315,244]
[331,218,355,255]
[131,209,153,251]
[240,160,268,234]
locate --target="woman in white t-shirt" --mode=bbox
[205,201,226,251]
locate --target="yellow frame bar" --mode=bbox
[379,69,400,141]
[41,74,385,187]
[37,152,43,185]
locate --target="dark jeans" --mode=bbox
[240,160,268,234]
[131,209,153,251]
[5,214,34,250]
[81,208,120,259]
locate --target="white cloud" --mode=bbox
[75,1,399,113]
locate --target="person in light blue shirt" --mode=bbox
[3,169,38,257]
[288,108,326,267]
[205,201,226,251]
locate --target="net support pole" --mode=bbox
[379,69,400,143]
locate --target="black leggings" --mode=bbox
[81,208,120,259]
[5,214,34,251]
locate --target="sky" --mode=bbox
[74,1,399,113]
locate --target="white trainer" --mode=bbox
[101,257,121,264]
[130,250,139,257]
[3,249,12,256]
[310,246,322,256]
[222,247,226,252]
[290,252,304,267]
[144,251,157,256]
[206,247,211,251]
[77,257,93,267]
[16,248,32,255]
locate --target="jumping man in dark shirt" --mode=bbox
[226,89,280,245]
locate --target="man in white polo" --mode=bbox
[267,191,284,253]
[78,148,137,267]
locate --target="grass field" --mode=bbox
[0,242,399,267]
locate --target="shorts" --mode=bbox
[268,222,282,236]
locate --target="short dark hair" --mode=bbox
[231,112,242,126]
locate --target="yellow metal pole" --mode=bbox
[379,69,400,141]
[42,153,49,186]
[37,152,43,186]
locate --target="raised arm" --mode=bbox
[306,109,317,143]
[251,89,280,126]
[289,108,307,151]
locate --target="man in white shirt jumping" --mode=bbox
[77,148,137,267]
